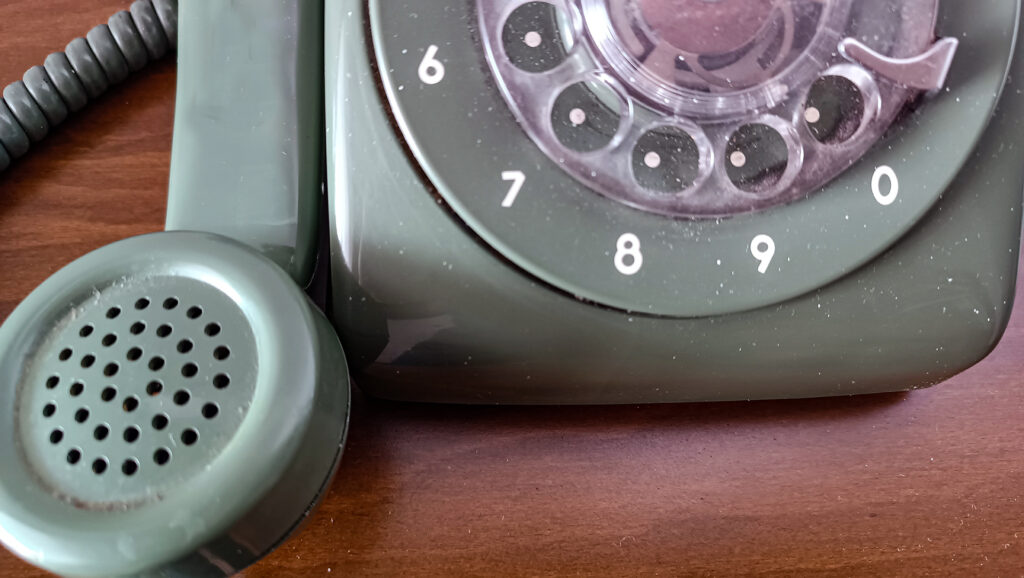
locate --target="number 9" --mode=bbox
[750,234,775,274]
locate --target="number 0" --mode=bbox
[872,165,899,206]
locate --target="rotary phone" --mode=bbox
[0,0,1021,575]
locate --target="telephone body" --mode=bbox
[325,1,1024,404]
[160,0,1024,405]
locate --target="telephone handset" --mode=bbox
[0,2,347,576]
[1,0,1022,575]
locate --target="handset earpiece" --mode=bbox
[0,1,349,576]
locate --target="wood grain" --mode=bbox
[2,2,1023,576]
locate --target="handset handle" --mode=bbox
[166,0,323,284]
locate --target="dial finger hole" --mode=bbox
[632,126,704,193]
[805,75,865,145]
[551,78,627,153]
[502,1,574,73]
[725,123,790,193]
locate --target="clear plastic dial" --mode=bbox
[479,0,954,218]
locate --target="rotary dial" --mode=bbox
[372,0,1010,316]
[480,0,957,217]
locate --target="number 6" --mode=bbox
[418,45,445,85]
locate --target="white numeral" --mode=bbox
[614,233,643,276]
[872,165,899,206]
[501,171,526,207]
[418,45,445,85]
[750,234,775,274]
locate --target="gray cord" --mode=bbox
[0,0,178,173]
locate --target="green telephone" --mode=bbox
[334,0,1023,404]
[0,0,1021,575]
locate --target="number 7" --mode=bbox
[501,170,526,207]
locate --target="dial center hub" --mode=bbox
[582,0,846,116]
[637,0,777,55]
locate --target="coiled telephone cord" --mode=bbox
[0,0,178,173]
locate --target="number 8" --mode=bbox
[615,233,643,276]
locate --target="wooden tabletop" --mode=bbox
[2,2,1023,576]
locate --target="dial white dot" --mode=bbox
[643,151,662,169]
[804,106,822,124]
[524,31,542,48]
[730,151,747,168]
[569,108,587,126]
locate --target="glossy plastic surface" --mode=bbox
[372,0,1015,317]
[476,0,944,217]
[0,1,348,575]
[165,0,323,285]
[0,232,349,576]
[327,1,1024,404]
